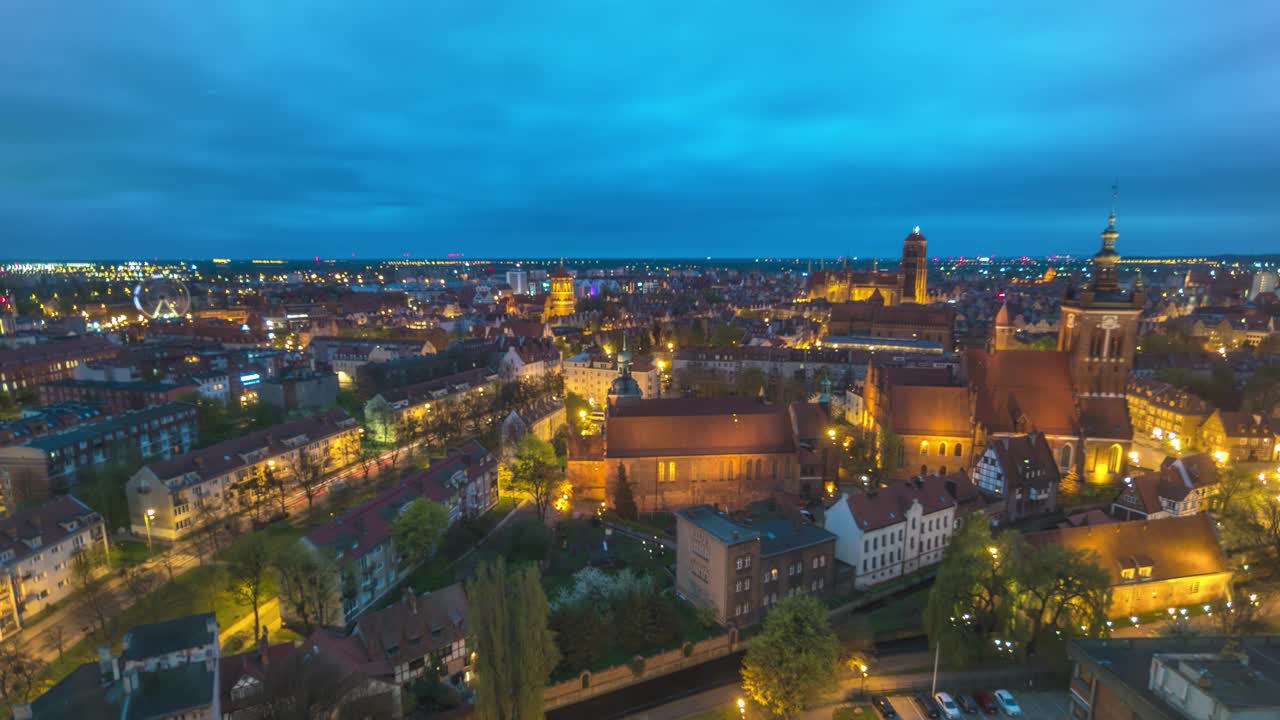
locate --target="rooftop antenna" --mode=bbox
[1111,179,1119,219]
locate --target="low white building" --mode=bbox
[823,476,962,589]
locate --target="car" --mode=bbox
[972,691,998,714]
[914,692,942,718]
[935,692,963,719]
[993,689,1022,716]
[953,693,978,714]
[870,695,898,718]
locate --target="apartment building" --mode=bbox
[823,475,967,589]
[0,402,197,512]
[363,367,497,444]
[125,409,361,541]
[0,495,108,638]
[1200,410,1274,463]
[674,505,836,626]
[38,378,197,415]
[1112,454,1220,520]
[564,351,660,403]
[304,443,495,622]
[1126,377,1213,449]
[0,337,118,394]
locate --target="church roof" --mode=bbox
[606,398,795,458]
[965,349,1078,436]
[888,385,971,437]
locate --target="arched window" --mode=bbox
[940,465,947,476]
[954,443,963,457]
[920,464,928,477]
[920,441,929,457]
[1059,444,1073,470]
[938,442,947,456]
[1107,444,1123,474]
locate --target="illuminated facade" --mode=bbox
[543,266,577,320]
[804,228,929,305]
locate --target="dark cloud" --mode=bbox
[1,0,1278,259]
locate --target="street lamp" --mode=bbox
[737,698,746,717]
[143,508,156,552]
[859,663,868,697]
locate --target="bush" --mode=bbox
[223,631,252,654]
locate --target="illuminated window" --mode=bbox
[920,441,929,457]
[938,442,947,456]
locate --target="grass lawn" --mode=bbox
[832,705,876,719]
[680,706,745,720]
[542,519,672,597]
[865,587,928,635]
[109,539,152,567]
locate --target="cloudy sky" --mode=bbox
[1,1,1278,259]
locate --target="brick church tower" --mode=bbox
[1057,208,1144,397]
[899,227,928,304]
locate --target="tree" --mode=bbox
[508,434,561,521]
[284,447,329,510]
[0,643,45,703]
[550,601,608,673]
[124,566,163,617]
[274,547,340,631]
[227,534,274,642]
[391,498,450,568]
[467,557,559,720]
[69,544,110,636]
[740,594,837,718]
[611,463,638,520]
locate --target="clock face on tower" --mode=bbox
[1101,315,1119,330]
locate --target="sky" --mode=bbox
[1,2,1279,260]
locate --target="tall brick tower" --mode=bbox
[898,227,928,304]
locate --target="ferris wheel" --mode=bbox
[133,277,191,319]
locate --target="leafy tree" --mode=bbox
[391,498,450,567]
[741,594,838,718]
[226,533,274,641]
[611,463,638,520]
[508,434,562,521]
[467,557,559,720]
[550,601,608,673]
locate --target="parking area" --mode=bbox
[882,691,1069,719]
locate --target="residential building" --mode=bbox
[0,402,106,448]
[303,443,494,621]
[564,351,660,404]
[219,640,298,720]
[257,368,338,411]
[0,495,108,638]
[351,583,470,686]
[0,337,118,394]
[192,370,231,405]
[1112,454,1220,520]
[363,367,496,444]
[497,336,561,382]
[15,613,220,720]
[0,402,197,511]
[674,505,836,626]
[1200,410,1274,463]
[1126,376,1213,449]
[823,475,969,589]
[971,432,1060,523]
[125,409,361,541]
[1066,636,1280,720]
[1025,514,1232,618]
[37,378,197,415]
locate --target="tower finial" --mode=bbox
[1110,179,1119,221]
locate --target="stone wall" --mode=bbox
[543,631,739,711]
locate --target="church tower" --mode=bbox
[544,262,577,320]
[899,227,928,304]
[1058,206,1144,397]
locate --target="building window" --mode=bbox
[919,441,928,457]
[1059,444,1073,470]
[1107,444,1123,474]
[938,442,947,456]
[954,443,963,457]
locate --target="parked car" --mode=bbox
[972,691,999,714]
[914,692,942,718]
[870,695,898,718]
[994,689,1022,716]
[935,692,963,719]
[954,693,978,714]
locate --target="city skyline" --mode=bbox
[3,1,1279,260]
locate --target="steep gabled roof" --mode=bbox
[1025,514,1228,585]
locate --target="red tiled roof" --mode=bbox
[845,475,960,531]
[965,349,1078,436]
[606,398,795,458]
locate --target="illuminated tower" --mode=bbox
[899,227,928,304]
[544,263,577,319]
[1058,204,1144,397]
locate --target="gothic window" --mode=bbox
[954,443,963,457]
[1107,444,1123,474]
[1059,444,1073,470]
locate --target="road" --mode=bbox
[16,440,417,666]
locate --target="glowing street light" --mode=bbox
[143,508,156,552]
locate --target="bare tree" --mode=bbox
[69,545,111,636]
[0,642,45,703]
[273,547,341,632]
[284,448,330,511]
[156,543,179,581]
[227,533,274,641]
[124,566,162,616]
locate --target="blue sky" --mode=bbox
[1,1,1278,259]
